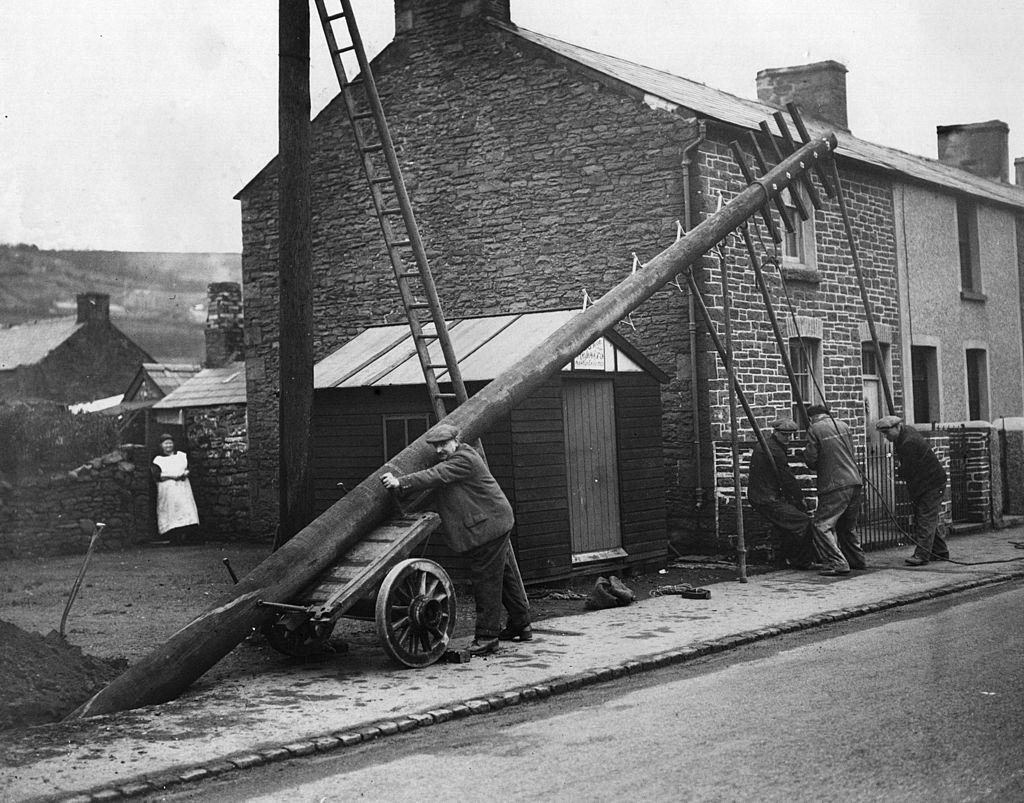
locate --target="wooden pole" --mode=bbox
[277,0,315,546]
[69,134,837,719]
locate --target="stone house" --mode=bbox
[236,0,1023,558]
[0,292,152,404]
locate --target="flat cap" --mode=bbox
[770,417,798,432]
[875,415,902,430]
[805,403,830,418]
[424,422,460,443]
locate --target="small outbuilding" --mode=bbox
[313,309,669,583]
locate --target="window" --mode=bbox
[789,337,822,425]
[965,349,989,421]
[956,198,982,296]
[383,415,430,460]
[911,346,939,423]
[780,187,816,269]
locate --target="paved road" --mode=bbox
[149,578,1024,802]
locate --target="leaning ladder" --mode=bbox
[314,0,469,422]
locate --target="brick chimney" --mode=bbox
[395,0,510,35]
[1015,157,1024,187]
[937,121,1010,182]
[76,292,110,324]
[204,282,244,368]
[756,60,849,132]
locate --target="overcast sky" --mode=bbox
[1,0,1021,253]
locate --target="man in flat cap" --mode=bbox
[747,417,816,569]
[876,415,950,566]
[803,404,868,576]
[381,423,531,655]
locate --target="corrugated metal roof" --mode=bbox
[314,309,662,389]
[141,363,202,395]
[152,362,246,409]
[0,316,83,370]
[510,25,1024,211]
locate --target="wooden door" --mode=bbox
[562,379,622,558]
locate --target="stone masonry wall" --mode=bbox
[184,405,251,540]
[0,446,150,559]
[239,1,901,554]
[240,7,698,539]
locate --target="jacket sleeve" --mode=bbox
[774,448,806,510]
[398,451,476,493]
[803,427,820,470]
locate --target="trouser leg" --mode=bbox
[466,531,512,640]
[912,486,947,560]
[835,486,867,569]
[755,501,815,567]
[812,488,855,572]
[499,540,531,628]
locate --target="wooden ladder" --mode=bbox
[313,0,469,423]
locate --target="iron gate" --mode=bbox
[858,451,910,550]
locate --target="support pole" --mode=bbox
[277,0,315,546]
[69,134,837,720]
[717,243,748,582]
[738,223,806,412]
[827,158,896,415]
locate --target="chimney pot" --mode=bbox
[756,60,849,131]
[936,120,1009,182]
[76,292,110,324]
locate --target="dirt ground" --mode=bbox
[0,540,769,731]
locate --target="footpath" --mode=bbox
[3,527,1024,802]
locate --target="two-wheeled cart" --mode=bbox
[258,510,457,668]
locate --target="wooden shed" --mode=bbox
[312,309,669,583]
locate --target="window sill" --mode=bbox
[780,264,821,285]
[960,289,988,303]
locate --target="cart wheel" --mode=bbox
[264,615,336,658]
[375,558,456,668]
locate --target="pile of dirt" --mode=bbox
[0,620,126,732]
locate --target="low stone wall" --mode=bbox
[0,446,150,559]
[184,405,252,540]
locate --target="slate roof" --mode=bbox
[152,362,246,409]
[314,309,668,389]
[508,25,1024,211]
[0,317,83,371]
[141,363,202,396]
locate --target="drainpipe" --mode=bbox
[682,122,707,518]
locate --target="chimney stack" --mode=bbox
[756,60,849,131]
[936,121,1009,182]
[76,292,110,324]
[204,282,244,369]
[1015,157,1024,187]
[395,0,510,36]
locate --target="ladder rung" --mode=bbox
[389,239,411,248]
[353,111,374,121]
[362,143,385,153]
[408,302,431,309]
[370,176,392,185]
[428,364,451,370]
[414,332,439,340]
[381,208,403,216]
[333,45,356,56]
[326,11,346,22]
[436,393,458,400]
[398,271,421,279]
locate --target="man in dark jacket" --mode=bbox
[803,404,868,576]
[381,423,531,655]
[747,417,816,569]
[876,415,950,566]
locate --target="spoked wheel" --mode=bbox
[375,558,456,668]
[264,614,336,658]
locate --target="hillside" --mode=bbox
[0,244,241,364]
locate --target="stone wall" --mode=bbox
[238,1,902,555]
[0,446,150,559]
[183,405,252,541]
[944,426,994,525]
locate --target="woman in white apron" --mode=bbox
[152,434,199,543]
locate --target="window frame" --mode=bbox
[779,186,817,271]
[956,198,984,299]
[965,348,989,421]
[788,336,823,426]
[382,414,431,460]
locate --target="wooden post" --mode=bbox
[277,0,315,546]
[69,134,837,719]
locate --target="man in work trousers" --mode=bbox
[380,423,532,656]
[875,415,950,566]
[747,417,817,569]
[803,404,868,576]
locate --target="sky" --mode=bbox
[1,0,1021,253]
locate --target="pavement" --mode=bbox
[4,525,1024,803]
